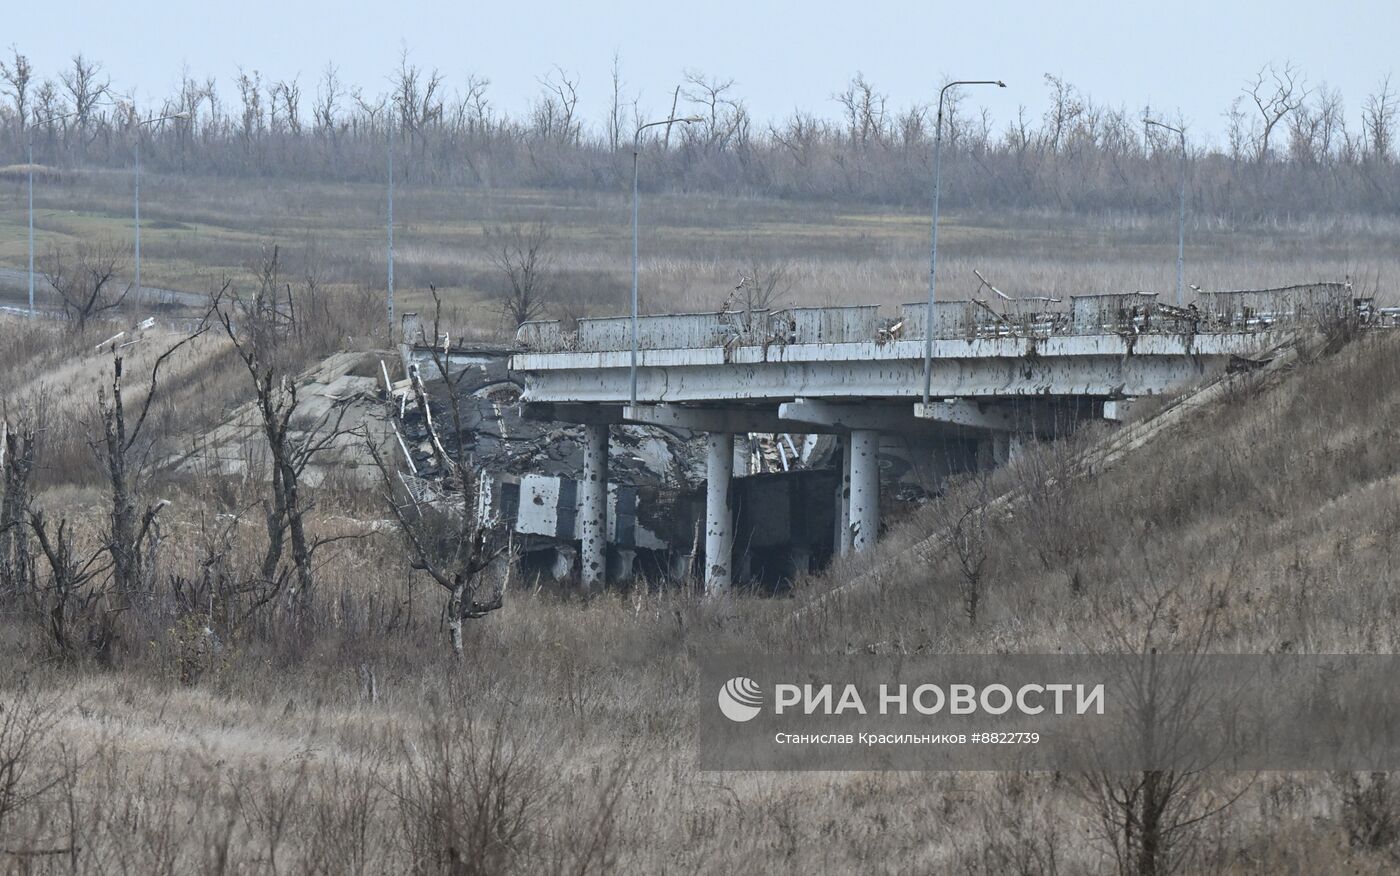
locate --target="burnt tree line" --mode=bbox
[1,51,1398,215]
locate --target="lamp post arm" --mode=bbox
[923,79,1005,405]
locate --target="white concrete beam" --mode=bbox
[623,404,834,435]
[521,402,623,425]
[520,355,1228,405]
[914,399,1020,432]
[779,398,925,432]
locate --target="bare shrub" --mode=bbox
[394,708,546,875]
[41,240,130,330]
[1005,437,1093,595]
[931,474,992,625]
[0,682,67,851]
[1334,772,1400,851]
[966,772,1064,875]
[1076,584,1249,876]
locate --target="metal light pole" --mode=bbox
[1145,118,1187,306]
[630,115,701,405]
[27,111,79,317]
[923,80,1005,406]
[387,110,395,338]
[133,111,190,310]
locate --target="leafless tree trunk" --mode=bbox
[95,319,210,595]
[217,252,354,613]
[0,420,39,599]
[366,290,508,658]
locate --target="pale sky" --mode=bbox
[7,0,1398,146]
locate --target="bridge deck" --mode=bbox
[507,286,1357,404]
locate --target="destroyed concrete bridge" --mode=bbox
[502,284,1360,593]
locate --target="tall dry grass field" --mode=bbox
[1,309,1400,872]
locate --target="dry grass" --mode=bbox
[3,167,1400,870]
[2,171,1394,344]
[1,324,1400,871]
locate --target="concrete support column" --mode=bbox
[849,429,880,553]
[579,423,609,590]
[705,432,735,594]
[838,436,853,557]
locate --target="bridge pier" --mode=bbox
[579,423,609,590]
[837,436,853,556]
[849,429,880,553]
[705,432,735,593]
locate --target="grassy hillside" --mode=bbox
[2,306,1400,870]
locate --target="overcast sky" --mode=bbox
[7,0,1398,145]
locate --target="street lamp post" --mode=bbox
[630,115,701,406]
[1145,118,1187,307]
[27,110,79,317]
[923,80,1005,406]
[133,111,190,310]
[387,110,395,338]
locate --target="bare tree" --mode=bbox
[95,316,213,596]
[217,249,355,613]
[606,51,625,152]
[0,418,39,599]
[265,77,300,137]
[834,72,887,148]
[28,510,113,658]
[0,46,33,130]
[235,68,265,145]
[60,54,109,135]
[366,290,508,657]
[1363,74,1396,162]
[41,240,129,330]
[312,64,341,138]
[393,50,445,146]
[531,66,580,145]
[1043,74,1085,155]
[1241,61,1309,162]
[486,222,553,327]
[683,70,743,152]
